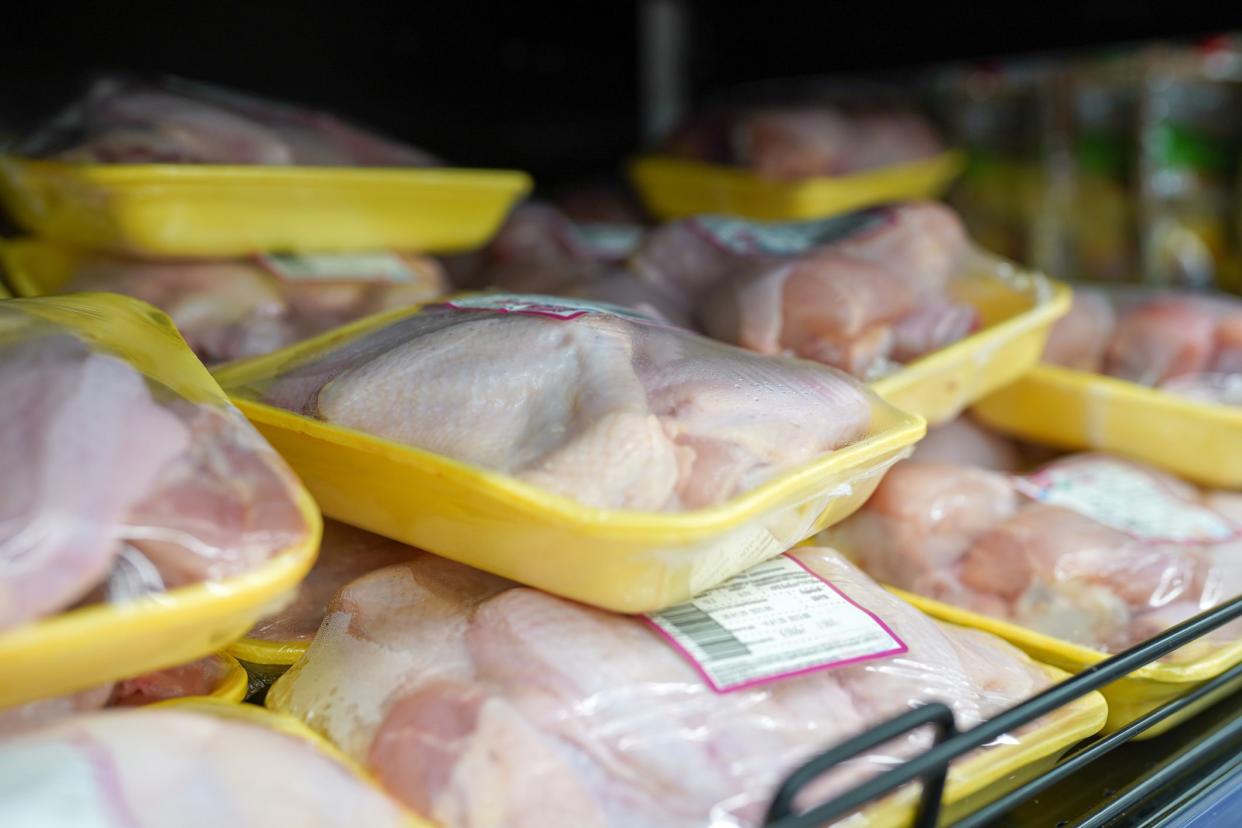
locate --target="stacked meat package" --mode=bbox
[0,68,1239,828]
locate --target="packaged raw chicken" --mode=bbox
[243,293,881,512]
[826,452,1242,657]
[0,703,414,828]
[444,204,690,328]
[1042,286,1242,404]
[662,102,944,180]
[0,293,320,707]
[630,201,1057,382]
[267,547,1103,828]
[12,242,449,364]
[215,291,922,612]
[233,522,419,668]
[0,653,245,735]
[910,414,1024,471]
[21,75,438,167]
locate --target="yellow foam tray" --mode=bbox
[213,302,926,614]
[871,268,1071,426]
[0,293,323,708]
[629,151,965,221]
[973,363,1242,489]
[0,157,531,257]
[889,588,1242,739]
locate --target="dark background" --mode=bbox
[2,1,1236,189]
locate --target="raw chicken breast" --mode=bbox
[37,75,436,167]
[247,522,419,642]
[0,707,411,828]
[1042,289,1116,371]
[257,297,875,511]
[0,304,311,630]
[636,203,977,378]
[1044,288,1242,407]
[0,334,188,630]
[663,104,943,178]
[831,453,1242,653]
[64,251,448,364]
[270,548,1048,828]
[910,415,1022,471]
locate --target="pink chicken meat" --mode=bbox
[258,299,874,511]
[271,548,1049,828]
[0,708,411,828]
[829,453,1242,652]
[631,202,980,377]
[64,252,448,364]
[0,310,310,632]
[1043,288,1242,405]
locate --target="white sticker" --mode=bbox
[1016,458,1241,545]
[692,209,889,257]
[644,554,907,693]
[257,252,415,283]
[568,223,644,260]
[0,742,117,828]
[438,293,657,322]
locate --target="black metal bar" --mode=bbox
[764,703,957,828]
[951,658,1242,828]
[1075,702,1242,828]
[763,594,1242,828]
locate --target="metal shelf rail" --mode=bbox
[762,594,1242,828]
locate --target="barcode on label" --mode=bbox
[645,555,906,693]
[656,603,751,660]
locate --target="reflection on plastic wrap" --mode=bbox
[826,453,1242,658]
[267,547,1059,828]
[0,704,414,828]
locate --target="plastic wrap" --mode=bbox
[0,702,416,828]
[827,453,1242,657]
[0,78,531,257]
[214,293,922,612]
[2,239,449,364]
[1042,286,1242,402]
[661,101,944,179]
[0,293,320,707]
[909,415,1023,472]
[0,653,246,734]
[266,547,1104,828]
[231,522,419,666]
[20,75,438,167]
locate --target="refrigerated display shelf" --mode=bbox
[761,594,1242,827]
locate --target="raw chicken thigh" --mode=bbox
[0,707,411,828]
[269,548,1049,828]
[64,251,448,364]
[828,453,1242,653]
[663,104,943,179]
[247,522,419,643]
[1043,288,1242,405]
[910,415,1022,471]
[32,75,437,167]
[256,297,875,511]
[0,307,310,631]
[631,203,982,377]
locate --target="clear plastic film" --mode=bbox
[0,702,416,828]
[232,522,419,667]
[266,547,1103,828]
[0,653,246,735]
[19,74,438,167]
[4,239,450,365]
[229,293,886,513]
[659,93,945,180]
[0,293,321,707]
[826,452,1242,659]
[1042,284,1242,405]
